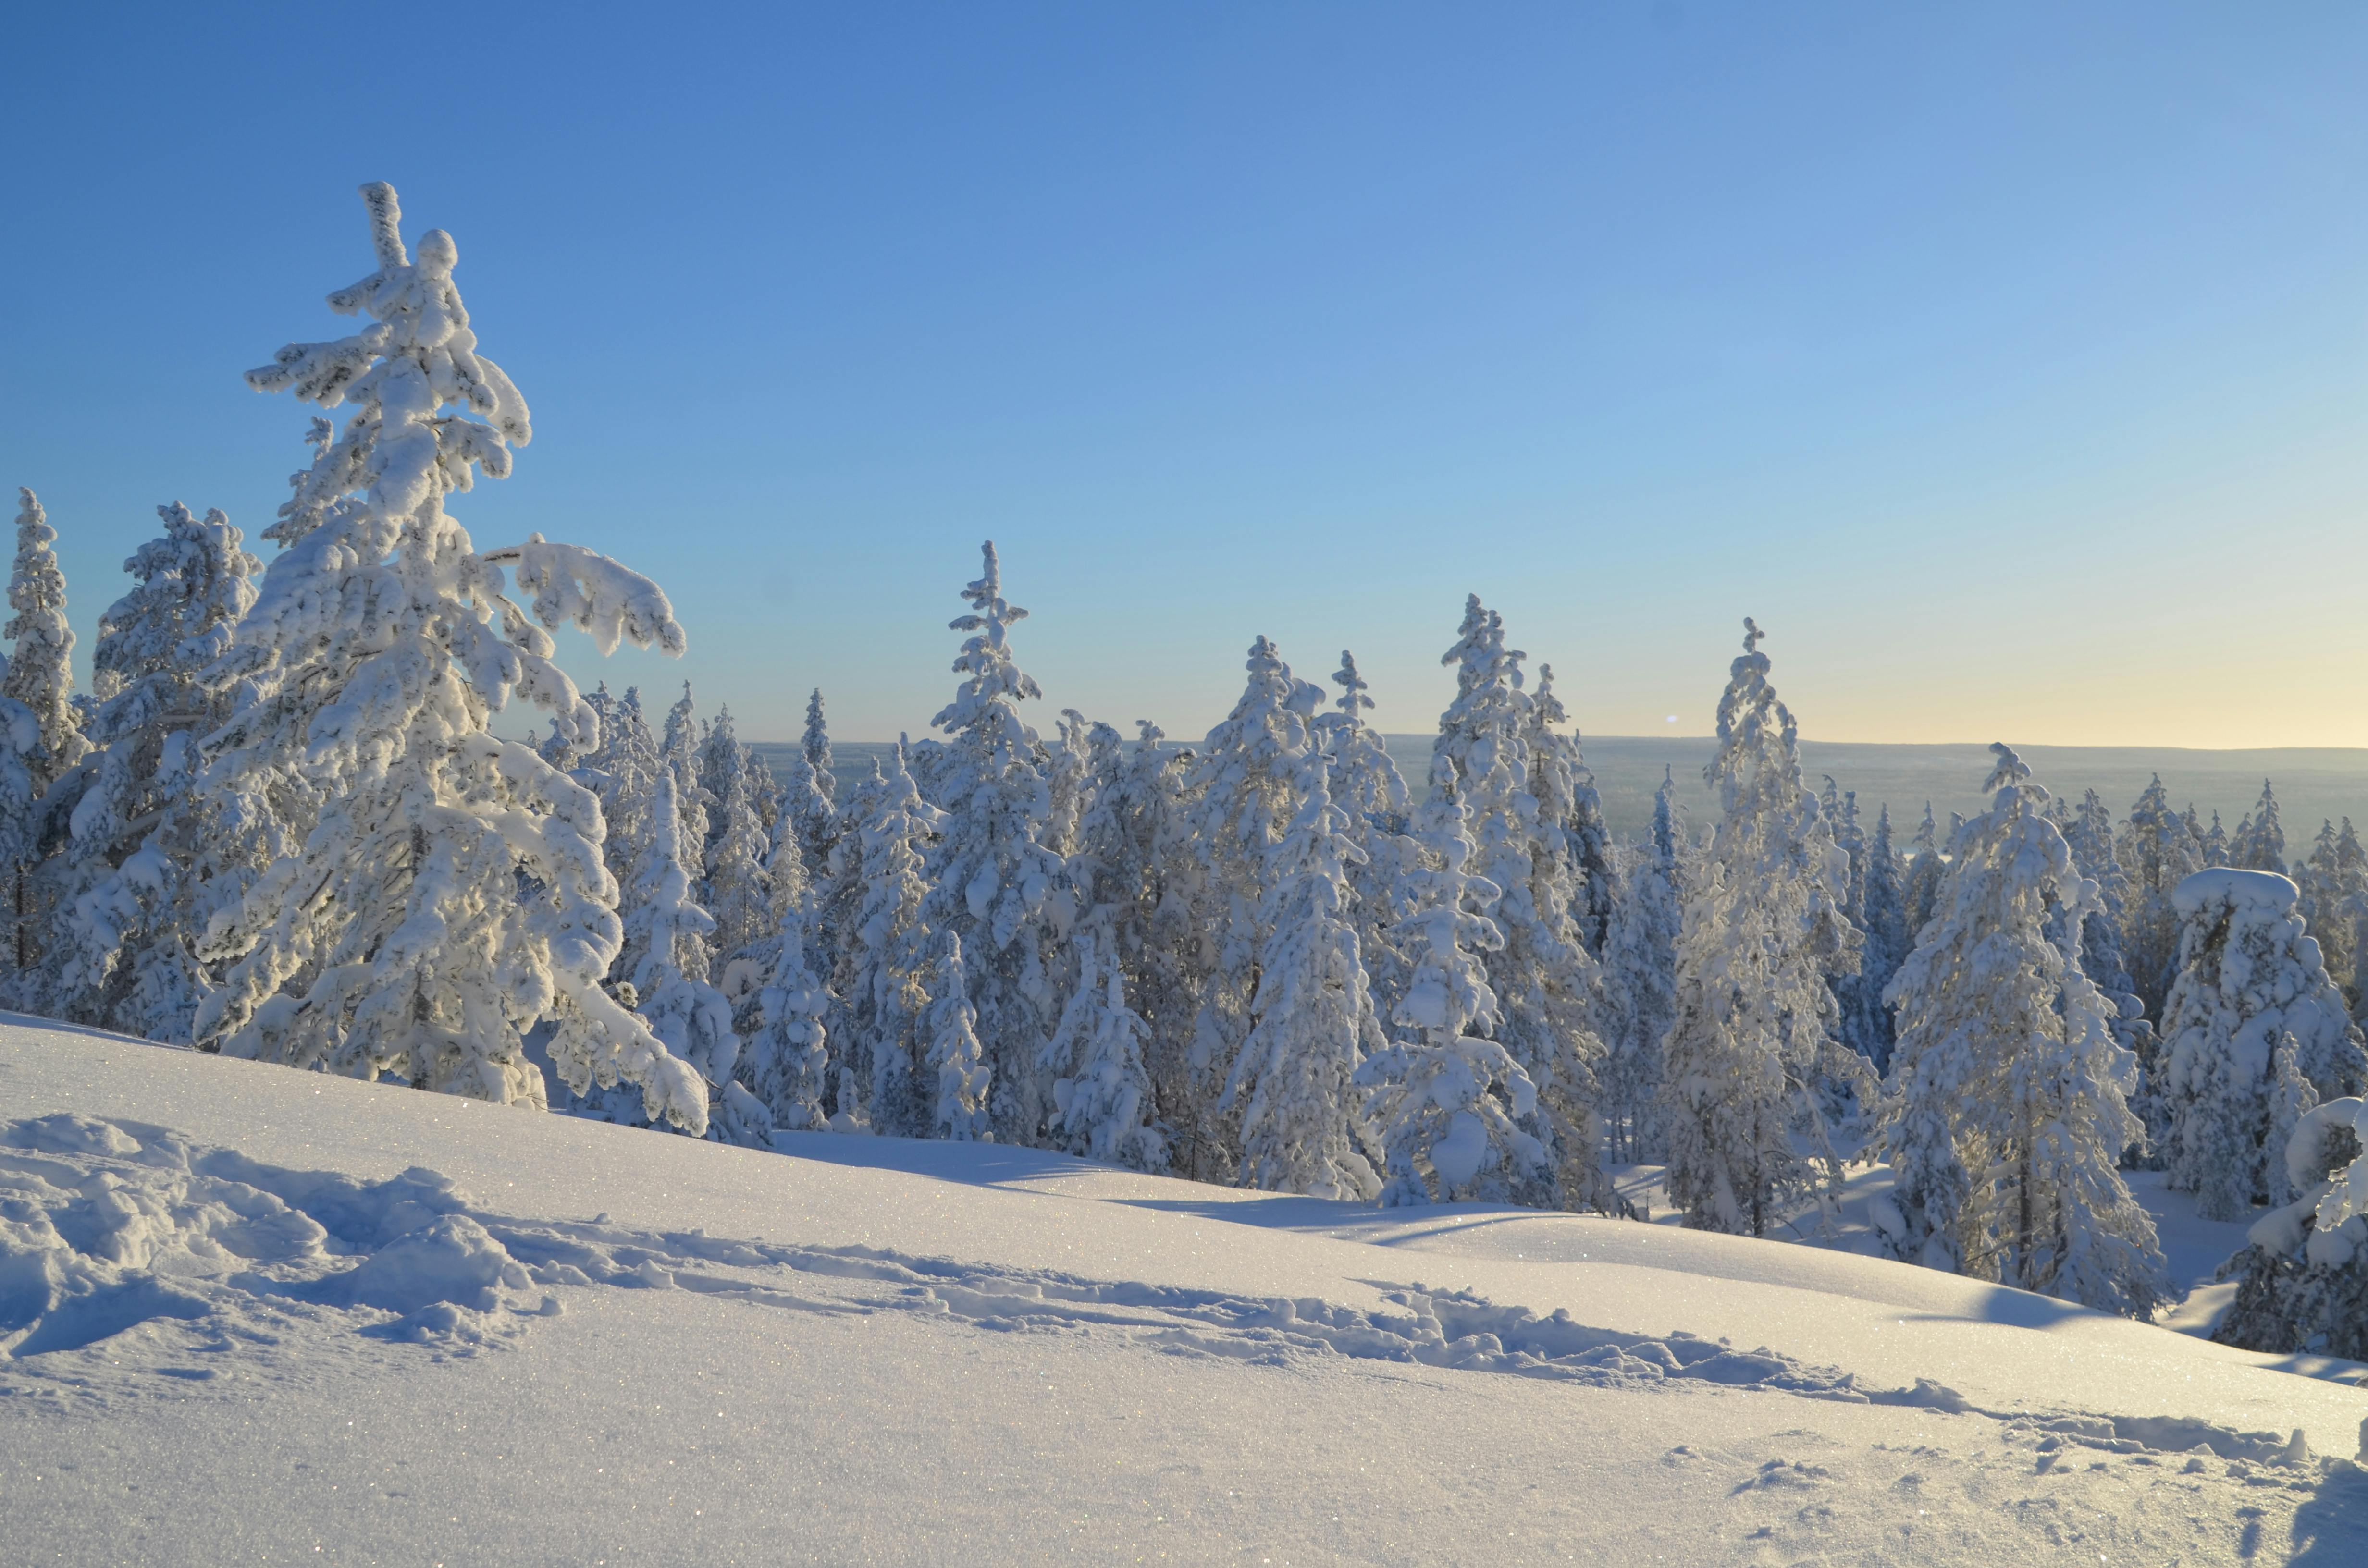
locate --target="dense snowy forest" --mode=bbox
[10,184,2368,1363]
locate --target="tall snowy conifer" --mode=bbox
[1314,650,1417,1033]
[193,183,703,1130]
[740,801,830,1133]
[3,489,90,792]
[1529,663,1617,959]
[1850,804,1911,1075]
[925,543,1064,1144]
[847,745,941,1137]
[0,488,91,1006]
[704,758,774,969]
[2230,780,2287,875]
[1600,766,1685,1161]
[1040,928,1165,1170]
[1661,620,1870,1237]
[2295,819,2368,1017]
[1357,754,1548,1205]
[1902,803,1948,944]
[786,688,839,887]
[1181,637,1324,1179]
[1876,745,2169,1315]
[2158,869,2367,1219]
[1223,755,1382,1199]
[60,502,262,1038]
[1432,597,1616,1213]
[926,932,992,1141]
[621,770,739,1118]
[2120,775,2204,1022]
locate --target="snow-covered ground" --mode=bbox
[3,1020,2363,1565]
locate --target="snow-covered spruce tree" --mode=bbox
[1528,662,1617,959]
[2119,775,2204,1023]
[694,705,743,845]
[1357,753,1548,1206]
[845,744,941,1138]
[3,489,90,792]
[786,688,839,887]
[738,800,830,1134]
[1432,597,1617,1213]
[1040,927,1165,1170]
[58,502,262,1038]
[577,685,661,907]
[704,756,774,972]
[1875,745,2169,1314]
[659,683,712,857]
[0,488,93,1008]
[1850,804,1911,1076]
[1222,754,1382,1199]
[2231,780,2287,876]
[1314,650,1418,1033]
[1072,717,1200,1132]
[2059,789,2148,1051]
[193,182,704,1129]
[1043,708,1095,860]
[2296,818,2368,1016]
[1902,803,1949,945]
[1599,766,1685,1163]
[924,542,1064,1144]
[2212,1097,2368,1359]
[628,771,738,1074]
[1661,620,1870,1237]
[2158,869,2367,1220]
[1179,637,1324,1180]
[1821,779,1880,1067]
[926,932,991,1141]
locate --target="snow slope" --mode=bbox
[2,1020,2363,1565]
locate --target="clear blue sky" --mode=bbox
[5,3,2365,747]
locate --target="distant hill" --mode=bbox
[751,737,2368,845]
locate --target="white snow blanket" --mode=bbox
[0,1019,2362,1564]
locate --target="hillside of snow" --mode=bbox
[3,1019,2364,1565]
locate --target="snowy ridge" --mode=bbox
[0,1107,2335,1480]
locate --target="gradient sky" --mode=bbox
[4,4,2365,747]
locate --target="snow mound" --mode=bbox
[0,1113,552,1358]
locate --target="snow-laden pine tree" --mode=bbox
[577,686,662,912]
[1902,803,1949,944]
[1530,663,1617,959]
[1875,745,2169,1315]
[786,688,839,887]
[1661,620,1870,1237]
[1432,597,1616,1213]
[2200,809,2231,869]
[0,488,93,1009]
[1071,717,1199,1131]
[1314,650,1418,1033]
[925,542,1064,1144]
[1043,708,1095,860]
[846,744,941,1138]
[2231,780,2287,875]
[926,932,991,1141]
[1222,754,1382,1199]
[1821,780,1881,1067]
[703,757,774,971]
[1039,928,1165,1170]
[1599,766,1684,1162]
[739,798,830,1134]
[3,489,90,793]
[58,501,263,1039]
[1850,804,1911,1075]
[2212,1096,2368,1359]
[1180,637,1325,1180]
[693,705,744,846]
[2295,818,2368,1017]
[2158,869,2367,1220]
[659,684,712,855]
[1356,754,1548,1205]
[193,183,704,1130]
[2120,774,2204,1022]
[619,771,740,1128]
[2058,789,2148,1052]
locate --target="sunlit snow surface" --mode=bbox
[2,1021,2364,1564]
